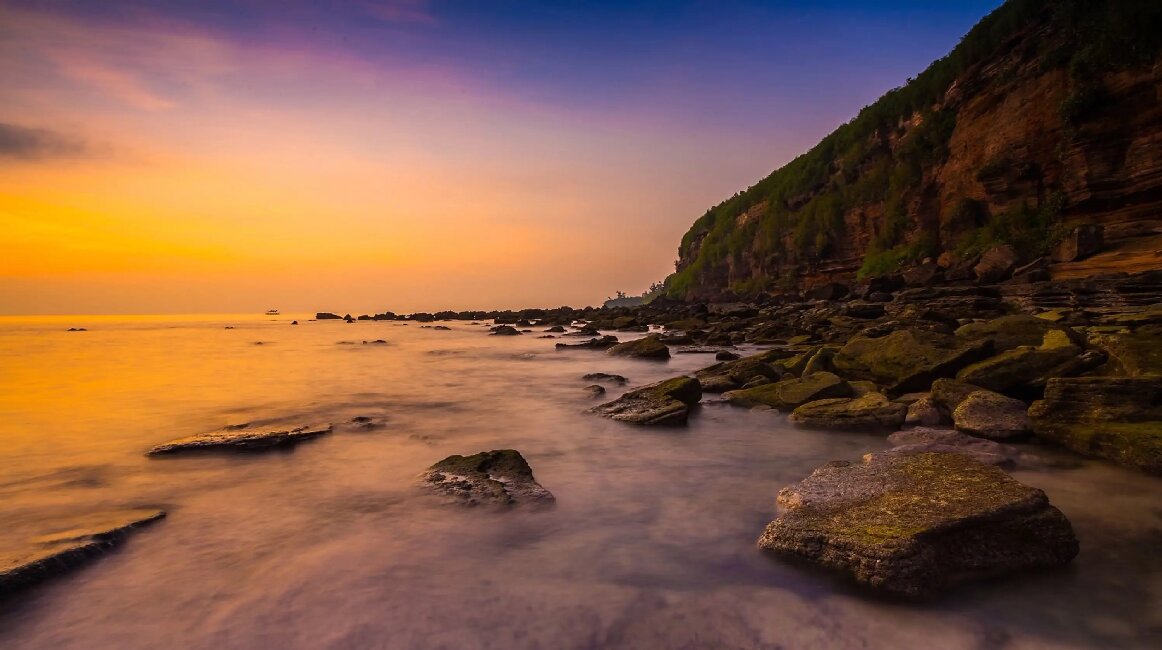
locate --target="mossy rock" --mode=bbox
[952,390,1032,441]
[833,329,993,394]
[956,331,1096,398]
[789,392,907,431]
[955,315,1084,353]
[590,376,702,426]
[930,378,982,417]
[1088,326,1162,377]
[1029,377,1162,475]
[421,449,554,507]
[802,346,838,375]
[758,452,1077,597]
[695,349,793,393]
[724,372,851,411]
[608,334,670,359]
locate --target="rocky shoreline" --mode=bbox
[5,270,1160,602]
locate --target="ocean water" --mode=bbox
[0,314,1159,649]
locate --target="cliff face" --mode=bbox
[669,0,1162,301]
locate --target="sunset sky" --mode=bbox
[0,0,1001,315]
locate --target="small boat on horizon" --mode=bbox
[265,309,280,316]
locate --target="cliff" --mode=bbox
[668,0,1162,301]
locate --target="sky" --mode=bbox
[0,0,1002,315]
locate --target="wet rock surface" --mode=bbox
[1,509,166,595]
[556,335,619,350]
[953,390,1032,441]
[419,450,554,507]
[607,334,670,359]
[790,393,907,431]
[757,452,1078,597]
[590,376,702,426]
[833,329,993,394]
[882,427,1020,466]
[1029,377,1162,474]
[724,372,851,411]
[147,423,332,455]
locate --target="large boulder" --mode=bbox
[930,378,983,418]
[1089,326,1162,376]
[905,396,944,426]
[956,330,1103,397]
[757,452,1079,597]
[1,509,166,596]
[590,376,702,425]
[832,329,993,394]
[1029,377,1162,474]
[789,392,907,431]
[952,390,1032,441]
[695,350,792,393]
[955,315,1084,353]
[147,423,331,455]
[883,427,1020,466]
[1051,224,1103,262]
[723,372,851,411]
[607,334,670,359]
[973,244,1019,284]
[419,450,554,507]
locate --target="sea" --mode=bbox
[0,314,1158,649]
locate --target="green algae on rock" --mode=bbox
[724,372,851,411]
[757,452,1078,597]
[1029,377,1162,475]
[607,334,670,359]
[695,349,792,393]
[955,315,1084,353]
[953,390,1032,441]
[1,509,166,596]
[832,329,993,394]
[419,450,554,507]
[789,392,907,431]
[590,376,703,425]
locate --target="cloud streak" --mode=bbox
[0,123,90,160]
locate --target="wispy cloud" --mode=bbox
[358,0,438,25]
[0,123,90,160]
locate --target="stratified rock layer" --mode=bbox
[757,453,1078,597]
[147,423,332,455]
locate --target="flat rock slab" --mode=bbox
[790,392,907,431]
[882,427,1020,466]
[757,452,1078,597]
[590,376,702,425]
[419,450,554,507]
[1,509,166,595]
[147,423,332,455]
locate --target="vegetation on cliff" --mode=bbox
[668,0,1162,299]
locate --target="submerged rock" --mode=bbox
[582,372,628,385]
[147,423,332,455]
[724,372,851,411]
[833,329,993,394]
[583,384,606,397]
[607,334,670,359]
[590,376,702,426]
[953,390,1032,441]
[419,450,554,507]
[757,452,1078,597]
[1,509,166,595]
[1029,377,1162,474]
[555,335,619,350]
[490,325,521,336]
[789,393,907,431]
[883,427,1020,466]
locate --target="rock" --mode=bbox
[695,349,792,393]
[583,384,606,397]
[833,329,993,394]
[291,320,298,325]
[883,427,1019,466]
[582,372,628,385]
[806,282,849,301]
[555,335,619,350]
[1051,224,1104,262]
[544,325,567,333]
[0,509,166,596]
[65,327,87,332]
[607,334,670,359]
[590,376,702,426]
[147,423,332,455]
[315,312,342,320]
[789,393,907,430]
[1029,377,1162,474]
[490,325,521,336]
[419,450,554,507]
[930,378,982,418]
[956,315,1084,353]
[715,350,741,361]
[724,372,851,411]
[363,339,388,345]
[973,245,1019,284]
[953,390,1031,441]
[905,396,944,426]
[902,262,943,288]
[756,452,1078,596]
[433,325,451,330]
[1089,326,1162,376]
[960,330,1105,397]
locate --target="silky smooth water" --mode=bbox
[0,314,1159,649]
